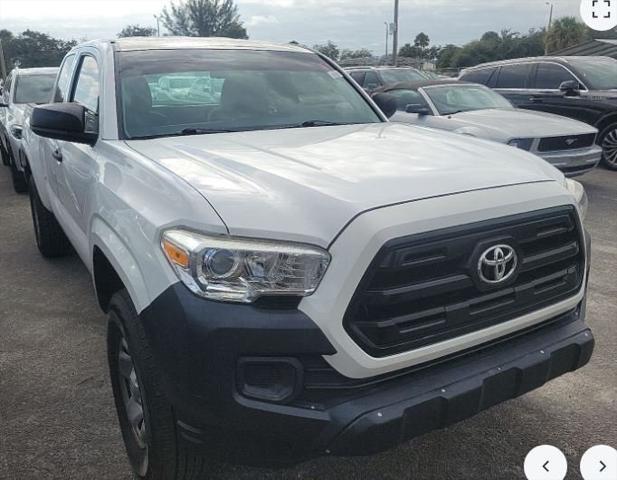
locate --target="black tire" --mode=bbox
[10,158,27,193]
[108,290,210,480]
[1,144,9,166]
[28,180,72,257]
[599,123,617,171]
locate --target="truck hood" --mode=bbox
[126,123,560,247]
[443,108,597,142]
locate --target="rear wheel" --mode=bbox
[1,145,9,166]
[600,123,617,171]
[28,180,72,257]
[108,290,210,480]
[10,158,27,193]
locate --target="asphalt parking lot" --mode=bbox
[0,165,615,480]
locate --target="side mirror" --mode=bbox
[371,92,398,118]
[405,104,431,116]
[559,80,580,96]
[31,103,98,145]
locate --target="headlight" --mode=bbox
[565,179,588,222]
[9,124,23,139]
[161,229,331,303]
[507,138,534,151]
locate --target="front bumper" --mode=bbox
[139,284,593,464]
[539,145,602,177]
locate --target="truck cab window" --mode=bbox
[54,54,76,103]
[72,56,100,112]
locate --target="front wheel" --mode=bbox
[108,290,211,480]
[600,123,617,171]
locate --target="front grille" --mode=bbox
[538,134,595,152]
[343,207,585,358]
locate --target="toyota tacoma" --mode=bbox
[21,37,593,479]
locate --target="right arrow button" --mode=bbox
[580,445,617,480]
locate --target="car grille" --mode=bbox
[343,207,585,358]
[538,134,596,152]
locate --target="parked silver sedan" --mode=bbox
[381,80,602,177]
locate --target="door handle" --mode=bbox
[52,148,63,162]
[529,97,543,103]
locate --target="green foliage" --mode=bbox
[545,17,591,53]
[313,41,340,61]
[414,32,430,49]
[398,43,422,58]
[0,29,77,69]
[437,29,545,69]
[118,24,157,38]
[340,48,373,60]
[161,0,248,38]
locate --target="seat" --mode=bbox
[209,77,270,123]
[122,76,166,137]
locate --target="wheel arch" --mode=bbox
[595,113,617,138]
[91,217,151,314]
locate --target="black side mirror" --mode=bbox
[559,80,580,96]
[405,104,432,116]
[371,93,398,118]
[31,103,98,145]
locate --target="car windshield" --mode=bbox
[14,74,56,104]
[116,49,382,139]
[380,68,427,84]
[423,84,513,115]
[568,57,617,90]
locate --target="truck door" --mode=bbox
[51,52,100,261]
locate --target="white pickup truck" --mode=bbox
[22,37,593,478]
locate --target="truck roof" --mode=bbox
[79,36,310,53]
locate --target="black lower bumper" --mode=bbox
[139,285,593,464]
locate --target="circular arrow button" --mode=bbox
[581,445,617,480]
[524,445,568,480]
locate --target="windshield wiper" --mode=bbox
[179,127,238,135]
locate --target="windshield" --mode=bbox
[116,49,381,139]
[423,84,513,115]
[568,57,617,90]
[14,74,56,104]
[380,68,427,84]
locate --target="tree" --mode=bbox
[118,24,157,38]
[414,32,430,50]
[0,30,77,68]
[313,41,340,61]
[545,17,590,53]
[398,43,422,58]
[340,48,372,60]
[161,0,247,38]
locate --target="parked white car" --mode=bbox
[22,37,592,478]
[0,67,58,192]
[381,80,602,177]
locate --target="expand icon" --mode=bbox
[581,0,617,31]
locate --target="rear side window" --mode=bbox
[460,68,496,86]
[349,71,366,85]
[534,63,578,90]
[3,72,13,102]
[495,64,532,89]
[72,56,100,112]
[363,71,381,90]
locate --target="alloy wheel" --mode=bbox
[117,336,149,475]
[602,128,617,167]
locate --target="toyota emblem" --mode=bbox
[477,244,518,285]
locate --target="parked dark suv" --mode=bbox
[460,56,617,170]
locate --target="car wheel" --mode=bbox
[1,145,9,166]
[28,180,72,257]
[600,124,617,171]
[108,290,210,480]
[10,159,27,193]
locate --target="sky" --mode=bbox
[0,0,585,53]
